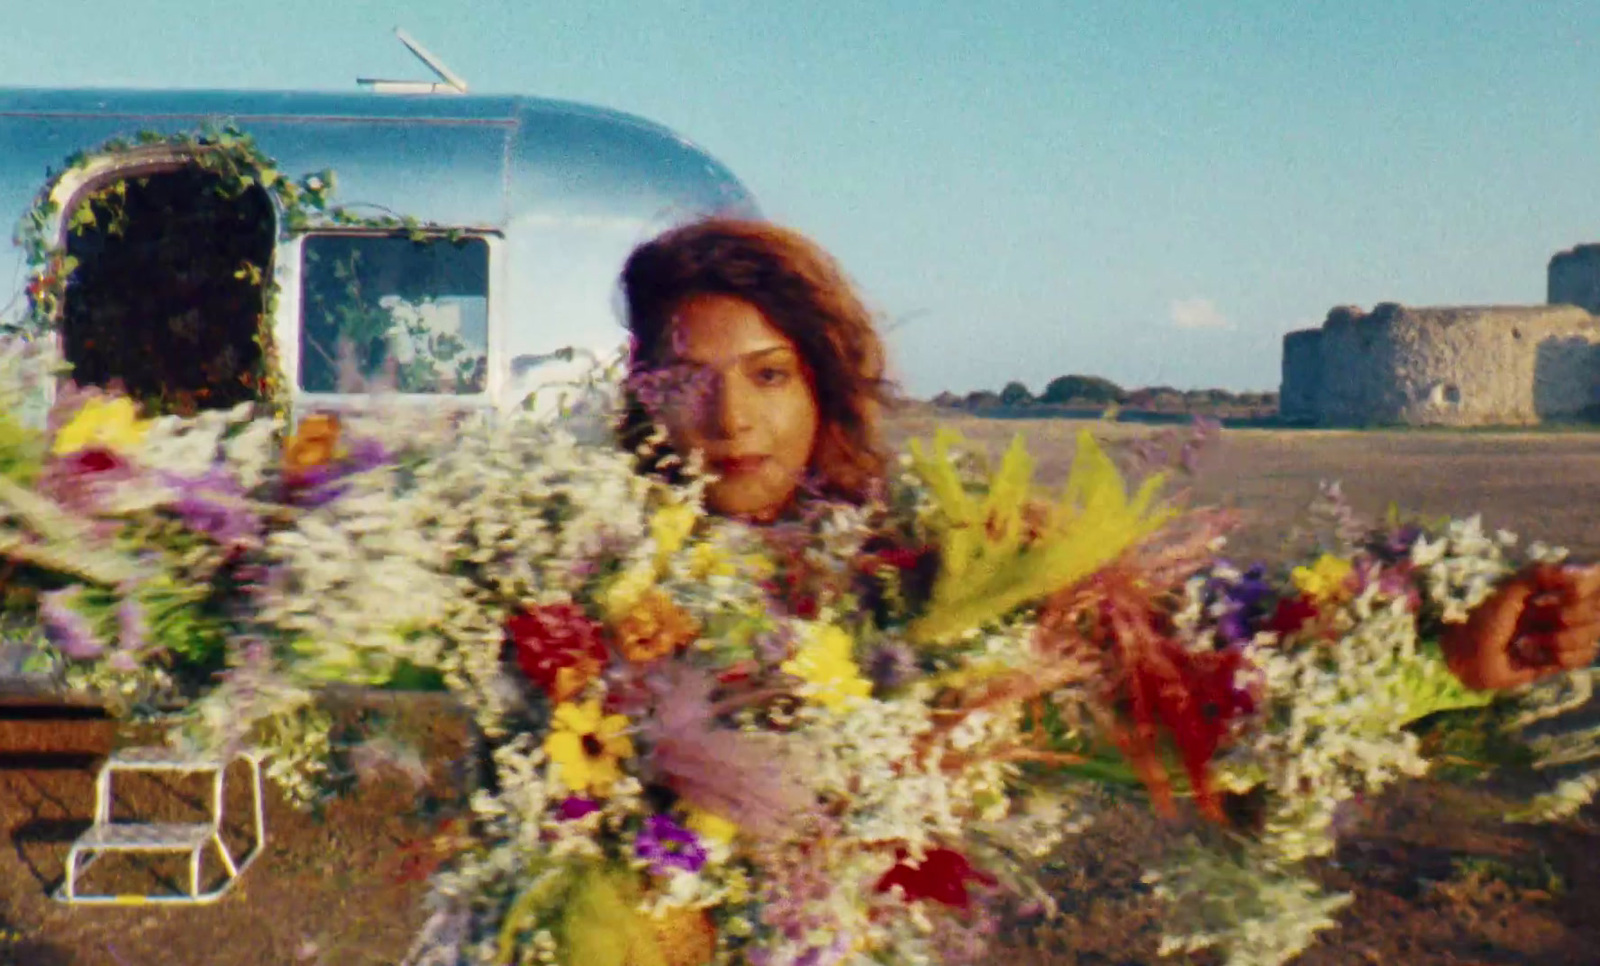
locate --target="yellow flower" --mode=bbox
[780,623,872,712]
[651,501,698,567]
[905,428,1171,645]
[688,542,736,580]
[741,552,776,581]
[601,561,657,621]
[1291,553,1354,603]
[543,699,635,796]
[52,397,149,456]
[682,806,738,845]
[603,502,702,620]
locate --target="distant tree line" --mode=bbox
[931,374,1278,415]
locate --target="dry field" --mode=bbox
[6,418,1600,966]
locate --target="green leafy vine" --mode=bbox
[6,121,465,419]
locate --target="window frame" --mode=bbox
[276,227,504,406]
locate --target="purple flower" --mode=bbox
[1369,523,1425,563]
[753,627,797,666]
[39,588,105,659]
[867,641,918,689]
[625,361,716,430]
[1205,562,1275,647]
[166,466,262,548]
[116,594,149,653]
[634,814,707,875]
[290,436,394,508]
[558,796,600,821]
[1215,609,1254,647]
[792,939,854,966]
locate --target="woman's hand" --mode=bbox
[1441,564,1600,691]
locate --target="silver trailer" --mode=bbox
[0,86,759,417]
[0,84,758,683]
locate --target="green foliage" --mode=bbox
[1446,852,1565,898]
[8,121,467,418]
[1409,699,1537,782]
[382,659,448,692]
[299,241,488,394]
[0,411,45,484]
[1040,373,1127,405]
[998,380,1033,405]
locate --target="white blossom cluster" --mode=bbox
[1500,667,1600,823]
[0,334,64,428]
[1154,572,1489,965]
[1408,515,1517,623]
[1145,838,1353,966]
[61,658,178,717]
[789,690,1006,852]
[140,401,275,484]
[1219,590,1435,866]
[257,464,462,684]
[257,409,669,741]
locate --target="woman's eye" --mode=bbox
[754,367,790,386]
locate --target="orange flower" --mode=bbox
[613,589,700,664]
[285,414,342,473]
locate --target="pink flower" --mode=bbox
[640,665,813,840]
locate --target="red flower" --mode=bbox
[1266,595,1320,638]
[63,448,123,475]
[715,660,760,686]
[1118,639,1255,822]
[856,545,927,573]
[1045,568,1258,824]
[875,847,996,910]
[507,602,610,702]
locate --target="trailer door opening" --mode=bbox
[59,166,275,414]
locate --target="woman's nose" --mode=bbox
[707,374,754,439]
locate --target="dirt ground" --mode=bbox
[7,419,1600,966]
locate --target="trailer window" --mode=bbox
[298,234,489,394]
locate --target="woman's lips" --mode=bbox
[712,456,769,476]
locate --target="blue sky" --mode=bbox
[5,0,1600,397]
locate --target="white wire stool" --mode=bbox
[55,745,266,905]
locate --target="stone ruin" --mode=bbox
[1280,246,1600,426]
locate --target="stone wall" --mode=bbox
[1278,328,1323,422]
[1549,244,1600,314]
[1281,303,1600,426]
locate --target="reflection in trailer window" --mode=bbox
[298,234,489,394]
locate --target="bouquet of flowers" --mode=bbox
[9,328,1599,966]
[239,385,1215,966]
[0,334,285,709]
[1142,487,1600,965]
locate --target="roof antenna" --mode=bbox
[358,28,470,95]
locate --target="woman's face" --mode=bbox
[661,294,820,521]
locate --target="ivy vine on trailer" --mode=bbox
[7,121,468,419]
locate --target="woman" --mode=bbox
[618,217,891,522]
[616,215,1600,693]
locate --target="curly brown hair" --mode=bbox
[618,217,897,506]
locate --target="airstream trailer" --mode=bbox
[0,86,760,418]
